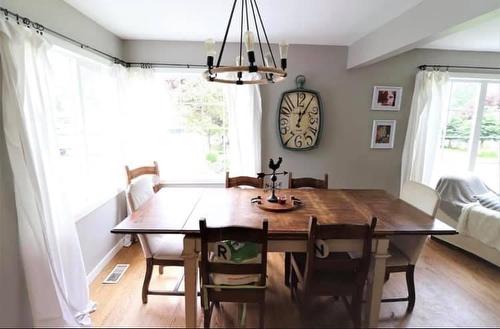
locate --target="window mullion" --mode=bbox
[467,82,487,171]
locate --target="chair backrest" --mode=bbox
[199,219,268,288]
[304,216,377,288]
[400,181,440,217]
[392,181,441,264]
[125,161,162,192]
[127,176,155,212]
[288,172,328,189]
[225,172,264,188]
[125,175,157,258]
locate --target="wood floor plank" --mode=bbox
[90,239,500,327]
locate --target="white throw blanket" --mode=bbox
[457,203,500,251]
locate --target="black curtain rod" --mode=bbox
[0,6,205,69]
[419,64,500,71]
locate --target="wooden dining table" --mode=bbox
[111,187,456,328]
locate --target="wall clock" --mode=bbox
[278,75,322,151]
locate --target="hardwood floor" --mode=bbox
[89,238,500,327]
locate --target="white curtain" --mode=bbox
[0,20,93,326]
[401,70,450,190]
[225,84,262,176]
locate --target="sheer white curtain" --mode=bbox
[225,84,262,176]
[0,20,93,326]
[401,70,451,189]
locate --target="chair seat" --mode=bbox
[149,234,185,260]
[386,242,410,267]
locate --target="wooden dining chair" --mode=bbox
[288,172,328,189]
[284,172,329,287]
[199,218,268,328]
[125,163,185,304]
[126,161,166,193]
[382,181,440,312]
[225,171,264,188]
[289,216,377,328]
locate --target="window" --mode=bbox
[437,74,500,192]
[48,48,233,219]
[49,46,123,219]
[120,72,231,184]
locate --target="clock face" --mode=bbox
[278,90,321,150]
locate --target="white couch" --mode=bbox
[434,174,500,267]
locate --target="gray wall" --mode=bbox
[124,40,500,196]
[76,192,127,274]
[0,0,122,57]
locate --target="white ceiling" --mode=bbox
[65,0,424,45]
[424,13,500,52]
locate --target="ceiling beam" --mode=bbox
[347,0,500,69]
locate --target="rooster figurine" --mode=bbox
[258,157,288,203]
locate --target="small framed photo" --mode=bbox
[371,120,396,149]
[371,86,402,111]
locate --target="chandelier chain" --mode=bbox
[253,0,277,68]
[250,0,267,69]
[216,0,238,68]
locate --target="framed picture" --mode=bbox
[371,86,402,111]
[371,120,396,149]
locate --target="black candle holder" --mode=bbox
[257,157,288,203]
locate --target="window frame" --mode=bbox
[445,72,500,190]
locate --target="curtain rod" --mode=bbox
[0,6,206,69]
[419,64,500,71]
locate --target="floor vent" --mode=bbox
[103,264,129,284]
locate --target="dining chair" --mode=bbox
[381,181,440,312]
[284,172,329,287]
[125,163,185,304]
[225,171,264,188]
[288,172,328,189]
[289,216,377,327]
[126,161,166,193]
[199,218,268,329]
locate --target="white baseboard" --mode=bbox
[87,238,124,284]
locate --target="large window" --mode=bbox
[437,74,500,192]
[49,47,232,219]
[119,72,231,184]
[49,47,123,219]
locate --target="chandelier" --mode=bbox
[203,0,288,85]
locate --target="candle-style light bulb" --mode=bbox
[205,38,216,67]
[279,41,289,70]
[244,31,255,52]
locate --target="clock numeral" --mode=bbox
[284,94,295,111]
[293,134,303,148]
[305,135,313,146]
[284,130,296,146]
[307,126,318,135]
[280,106,291,116]
[297,92,306,107]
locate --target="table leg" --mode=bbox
[183,236,198,328]
[365,238,390,327]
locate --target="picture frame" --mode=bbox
[371,86,402,111]
[371,120,396,149]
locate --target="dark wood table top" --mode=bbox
[111,188,456,239]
